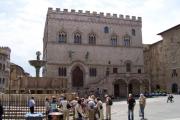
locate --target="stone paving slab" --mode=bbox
[110,95,180,120]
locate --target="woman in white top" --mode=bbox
[96,97,104,120]
[75,99,85,120]
[60,97,69,120]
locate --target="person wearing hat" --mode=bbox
[139,94,146,119]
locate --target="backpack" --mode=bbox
[66,103,71,109]
[108,98,113,105]
[100,104,103,109]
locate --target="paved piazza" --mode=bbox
[110,95,180,120]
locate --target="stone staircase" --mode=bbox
[88,76,110,90]
[3,106,46,119]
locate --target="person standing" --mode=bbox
[75,99,85,120]
[167,94,170,103]
[45,98,50,119]
[60,96,70,120]
[95,97,104,120]
[139,94,146,120]
[50,96,58,112]
[127,94,136,120]
[0,102,3,120]
[88,95,96,120]
[105,95,112,120]
[170,94,174,103]
[28,97,35,114]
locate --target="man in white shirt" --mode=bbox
[28,97,35,114]
[60,97,69,120]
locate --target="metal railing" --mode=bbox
[0,94,46,119]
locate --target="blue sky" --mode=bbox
[0,0,180,76]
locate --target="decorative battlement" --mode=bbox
[48,7,142,21]
[0,46,11,51]
[0,46,11,55]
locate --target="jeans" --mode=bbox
[140,105,144,119]
[128,109,134,120]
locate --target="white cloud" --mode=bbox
[0,0,53,76]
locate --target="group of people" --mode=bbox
[127,93,146,120]
[28,93,147,120]
[43,94,113,120]
[0,92,175,120]
[43,93,147,120]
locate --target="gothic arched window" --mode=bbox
[104,26,109,33]
[58,31,67,43]
[111,35,117,46]
[74,32,81,44]
[126,62,131,72]
[124,34,131,47]
[132,29,136,36]
[89,33,96,45]
[58,67,67,76]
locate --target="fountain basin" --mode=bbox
[29,60,46,67]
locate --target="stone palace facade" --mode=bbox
[42,8,150,97]
[144,24,180,94]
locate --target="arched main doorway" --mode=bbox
[171,83,178,93]
[129,79,140,96]
[72,66,83,87]
[114,79,127,98]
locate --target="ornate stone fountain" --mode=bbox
[29,51,46,77]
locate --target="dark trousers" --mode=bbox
[140,105,144,119]
[128,109,134,120]
[30,106,34,114]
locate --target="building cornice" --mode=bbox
[46,62,144,68]
[47,41,143,49]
